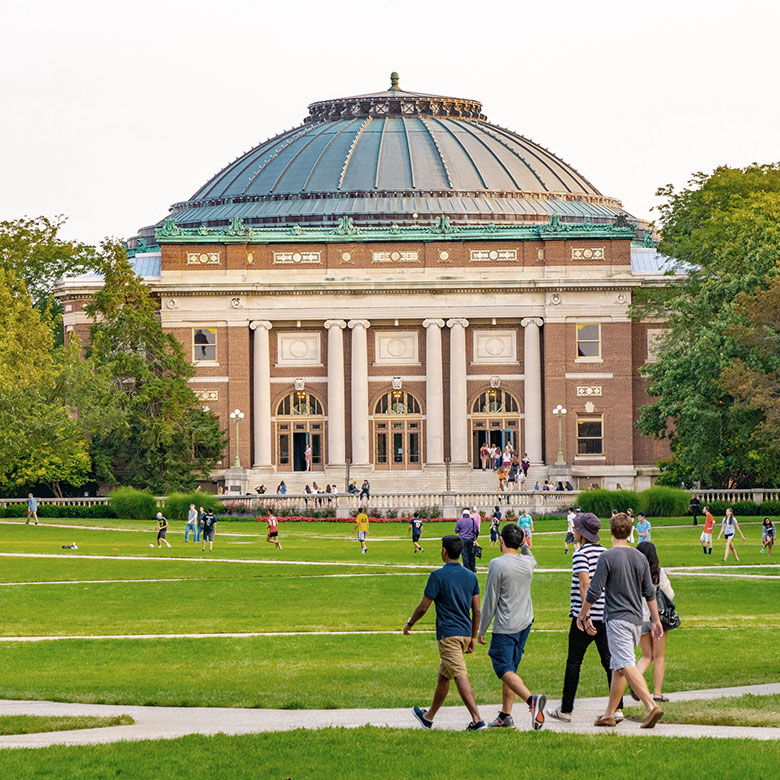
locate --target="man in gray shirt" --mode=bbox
[477,524,546,730]
[577,512,664,729]
[454,508,479,573]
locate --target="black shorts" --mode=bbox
[565,532,575,544]
[412,533,421,542]
[157,530,167,539]
[202,529,215,541]
[268,531,278,538]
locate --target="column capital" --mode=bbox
[520,317,544,328]
[324,319,347,330]
[422,318,446,329]
[250,320,273,331]
[348,319,371,329]
[446,318,469,329]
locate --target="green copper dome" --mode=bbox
[161,74,627,229]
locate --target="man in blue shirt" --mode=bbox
[636,513,651,544]
[404,535,486,731]
[26,493,39,525]
[454,508,479,572]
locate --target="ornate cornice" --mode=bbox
[155,214,637,246]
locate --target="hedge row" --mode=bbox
[0,504,115,519]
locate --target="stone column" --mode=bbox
[250,320,273,469]
[423,318,445,464]
[447,318,469,465]
[521,318,544,463]
[324,320,347,465]
[348,319,371,466]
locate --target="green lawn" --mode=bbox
[0,715,133,735]
[625,694,780,728]
[2,728,779,780]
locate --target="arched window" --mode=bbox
[277,391,323,417]
[374,390,422,416]
[472,389,519,415]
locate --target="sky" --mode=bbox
[1,0,778,245]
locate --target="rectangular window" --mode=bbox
[577,415,604,455]
[193,328,217,363]
[646,329,664,363]
[576,324,601,359]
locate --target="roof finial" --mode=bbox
[390,71,399,90]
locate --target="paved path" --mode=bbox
[0,683,778,749]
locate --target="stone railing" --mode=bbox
[691,489,780,504]
[0,497,111,507]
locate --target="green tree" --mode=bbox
[81,241,226,492]
[0,269,91,496]
[635,164,780,487]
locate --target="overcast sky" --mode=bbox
[2,0,778,244]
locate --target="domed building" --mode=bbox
[60,74,672,498]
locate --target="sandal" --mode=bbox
[652,694,669,703]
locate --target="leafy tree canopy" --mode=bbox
[635,163,780,487]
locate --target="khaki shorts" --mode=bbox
[437,636,471,679]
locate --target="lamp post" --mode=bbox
[552,404,567,465]
[229,409,244,469]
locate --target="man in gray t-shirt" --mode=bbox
[577,512,664,729]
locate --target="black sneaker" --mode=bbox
[412,706,433,729]
[529,694,546,730]
[465,720,487,731]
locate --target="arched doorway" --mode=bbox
[275,390,325,472]
[373,389,423,470]
[470,388,520,468]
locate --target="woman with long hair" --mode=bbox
[761,517,776,557]
[717,508,746,562]
[635,542,674,703]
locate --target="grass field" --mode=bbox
[2,728,780,779]
[0,715,133,735]
[625,694,780,728]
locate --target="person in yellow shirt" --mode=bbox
[355,510,369,554]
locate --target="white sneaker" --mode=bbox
[546,706,571,722]
[614,710,624,723]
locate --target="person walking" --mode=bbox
[635,542,674,704]
[689,495,701,526]
[196,505,205,543]
[406,535,486,731]
[201,508,217,552]
[489,511,501,548]
[409,511,424,553]
[626,508,636,545]
[478,524,546,730]
[480,443,490,471]
[576,512,664,729]
[355,508,369,554]
[185,504,198,542]
[25,493,39,525]
[636,513,651,544]
[761,517,776,557]
[517,509,534,548]
[700,506,715,555]
[304,444,312,472]
[455,508,479,573]
[564,507,578,555]
[548,513,624,724]
[265,513,282,550]
[717,508,746,562]
[521,453,530,478]
[155,512,171,549]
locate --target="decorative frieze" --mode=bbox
[470,249,517,262]
[187,252,220,265]
[371,250,419,263]
[473,329,517,364]
[576,385,603,397]
[273,251,321,265]
[194,389,219,402]
[277,332,321,366]
[375,331,419,365]
[571,247,605,260]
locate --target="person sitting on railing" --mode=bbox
[348,480,359,494]
[255,485,266,495]
[304,484,312,507]
[360,480,371,502]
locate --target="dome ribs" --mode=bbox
[452,119,522,190]
[419,117,453,188]
[301,118,360,192]
[374,117,388,189]
[401,117,416,190]
[428,117,487,189]
[268,122,334,193]
[338,117,370,191]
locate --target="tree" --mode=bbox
[80,241,226,492]
[0,269,91,495]
[634,164,780,487]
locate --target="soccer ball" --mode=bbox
[149,543,154,547]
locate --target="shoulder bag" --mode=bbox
[655,587,681,631]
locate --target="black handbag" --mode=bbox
[472,517,482,559]
[656,587,681,631]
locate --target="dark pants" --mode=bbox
[561,617,624,713]
[461,539,477,572]
[691,511,699,526]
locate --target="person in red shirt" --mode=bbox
[265,514,282,550]
[700,507,715,555]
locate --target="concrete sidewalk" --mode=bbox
[1,683,779,749]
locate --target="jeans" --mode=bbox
[185,522,196,541]
[195,525,202,542]
[561,617,624,713]
[461,539,477,572]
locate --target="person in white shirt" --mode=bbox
[564,507,578,555]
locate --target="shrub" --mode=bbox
[732,500,760,517]
[638,486,690,517]
[577,489,639,517]
[110,487,158,519]
[163,492,207,521]
[759,500,780,515]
